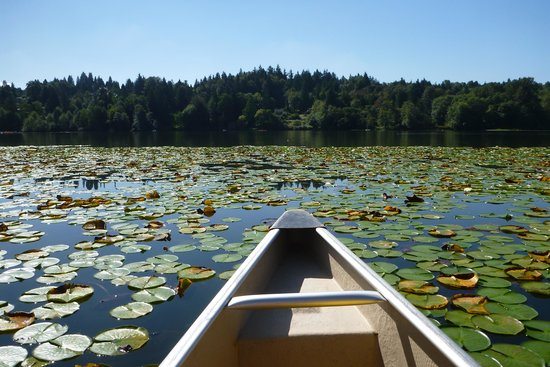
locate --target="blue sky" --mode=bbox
[1,0,549,87]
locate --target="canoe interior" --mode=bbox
[180,228,461,367]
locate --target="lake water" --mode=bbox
[0,143,548,366]
[1,130,549,147]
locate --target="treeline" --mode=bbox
[1,67,549,132]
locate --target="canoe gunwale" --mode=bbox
[159,229,281,367]
[316,227,478,367]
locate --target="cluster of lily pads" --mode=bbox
[0,145,548,367]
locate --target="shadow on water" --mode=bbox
[1,130,549,147]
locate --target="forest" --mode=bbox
[1,67,549,132]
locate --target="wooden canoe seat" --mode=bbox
[236,277,385,367]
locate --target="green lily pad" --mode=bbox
[212,254,243,263]
[398,280,438,294]
[0,301,14,316]
[32,334,92,361]
[47,284,94,303]
[445,310,475,328]
[478,276,511,288]
[405,294,448,309]
[19,286,56,303]
[354,249,378,259]
[32,302,79,320]
[369,240,398,248]
[13,322,68,344]
[146,254,179,264]
[369,262,398,274]
[441,327,491,352]
[334,226,360,233]
[478,288,527,304]
[110,302,153,319]
[127,276,166,290]
[0,268,35,283]
[396,268,434,281]
[219,270,236,280]
[472,314,524,335]
[520,281,550,296]
[169,244,197,253]
[0,346,28,367]
[94,268,131,280]
[90,326,149,356]
[154,262,190,274]
[484,344,544,367]
[131,287,176,303]
[521,340,550,365]
[485,302,538,321]
[524,320,550,342]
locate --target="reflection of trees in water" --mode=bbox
[275,180,326,190]
[83,179,101,190]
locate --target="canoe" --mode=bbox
[160,209,477,367]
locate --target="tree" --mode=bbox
[173,99,210,130]
[446,95,487,130]
[431,95,453,127]
[22,111,47,131]
[132,104,152,131]
[401,101,426,129]
[254,109,283,130]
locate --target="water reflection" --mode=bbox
[1,130,549,147]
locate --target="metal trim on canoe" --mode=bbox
[160,229,281,367]
[316,226,477,367]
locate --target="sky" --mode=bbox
[1,0,549,87]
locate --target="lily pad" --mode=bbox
[405,294,448,309]
[90,326,149,356]
[0,345,28,367]
[127,276,166,290]
[524,320,550,342]
[472,314,524,335]
[0,268,35,283]
[397,280,439,294]
[47,284,94,303]
[13,322,68,344]
[486,302,538,323]
[169,244,196,253]
[451,294,490,314]
[32,334,92,361]
[0,312,36,332]
[19,286,56,303]
[31,302,79,320]
[441,327,491,352]
[520,281,550,296]
[178,266,216,280]
[478,288,527,304]
[484,344,544,367]
[505,267,543,281]
[110,302,153,319]
[131,287,176,303]
[396,268,434,281]
[445,310,475,328]
[437,272,478,289]
[521,340,550,365]
[212,253,243,263]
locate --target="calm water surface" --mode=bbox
[0,142,548,366]
[1,130,549,147]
